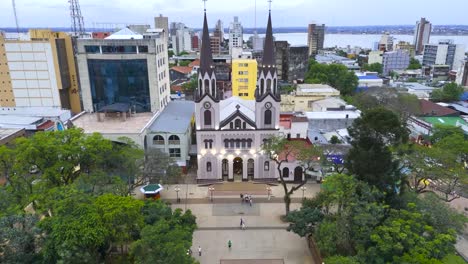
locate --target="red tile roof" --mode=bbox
[171,66,192,74]
[419,99,459,117]
[189,59,200,68]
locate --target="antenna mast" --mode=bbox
[69,0,85,37]
[12,0,20,34]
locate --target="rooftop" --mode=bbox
[419,99,459,117]
[306,110,361,120]
[398,82,435,91]
[105,28,143,40]
[71,112,155,134]
[220,96,256,122]
[171,66,193,74]
[148,101,194,133]
[421,116,467,127]
[0,128,24,142]
[296,84,340,94]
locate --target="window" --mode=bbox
[264,161,270,171]
[153,135,164,145]
[204,79,210,94]
[169,148,181,158]
[242,122,246,129]
[236,139,241,148]
[273,79,277,93]
[168,135,180,145]
[235,119,241,129]
[224,139,229,148]
[264,110,272,125]
[230,122,233,129]
[296,133,301,138]
[260,79,265,94]
[204,140,213,149]
[211,79,216,96]
[207,162,212,172]
[85,45,100,53]
[101,45,137,53]
[230,139,235,148]
[267,79,272,92]
[204,110,212,126]
[247,139,252,148]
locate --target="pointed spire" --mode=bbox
[199,11,214,76]
[261,11,275,75]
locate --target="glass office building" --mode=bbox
[87,59,150,112]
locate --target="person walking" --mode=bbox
[240,193,244,203]
[198,246,202,256]
[240,217,244,228]
[249,196,253,207]
[228,240,232,249]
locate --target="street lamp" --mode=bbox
[209,186,215,202]
[174,186,181,203]
[266,186,271,200]
[301,186,307,200]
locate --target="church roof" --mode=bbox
[105,27,143,39]
[220,96,256,123]
[199,12,214,76]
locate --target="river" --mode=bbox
[244,33,468,51]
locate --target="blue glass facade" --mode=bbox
[87,59,150,112]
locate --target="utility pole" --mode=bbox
[12,0,20,34]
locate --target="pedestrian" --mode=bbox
[240,217,244,228]
[228,240,232,249]
[198,246,202,256]
[240,193,244,203]
[249,196,253,207]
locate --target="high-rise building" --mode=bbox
[382,50,410,75]
[414,17,432,55]
[251,32,265,51]
[395,41,415,57]
[154,14,169,34]
[0,30,81,113]
[210,36,221,55]
[456,60,468,87]
[192,35,200,51]
[422,40,465,70]
[275,41,289,82]
[231,59,257,100]
[307,23,325,56]
[288,45,309,82]
[76,27,170,113]
[171,26,192,55]
[229,16,243,54]
[214,19,224,42]
[378,33,394,52]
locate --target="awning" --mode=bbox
[140,184,164,194]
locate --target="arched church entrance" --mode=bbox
[222,159,229,181]
[282,167,290,179]
[233,157,243,182]
[294,166,303,182]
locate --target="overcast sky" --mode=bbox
[1,0,467,29]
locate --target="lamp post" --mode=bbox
[301,186,307,200]
[209,187,215,202]
[174,186,181,203]
[266,186,271,200]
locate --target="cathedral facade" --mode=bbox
[195,10,281,181]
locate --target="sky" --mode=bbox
[1,0,468,29]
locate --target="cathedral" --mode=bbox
[195,8,281,181]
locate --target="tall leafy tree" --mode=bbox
[431,82,464,102]
[305,59,358,96]
[262,137,323,215]
[361,62,383,74]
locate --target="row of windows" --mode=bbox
[238,93,249,97]
[153,135,180,145]
[238,78,249,82]
[157,57,166,68]
[206,161,270,172]
[84,45,150,54]
[238,63,249,67]
[237,71,248,75]
[158,70,167,82]
[224,139,253,148]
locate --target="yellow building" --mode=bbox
[0,30,81,113]
[231,59,257,100]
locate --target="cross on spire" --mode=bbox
[268,0,272,11]
[203,0,207,11]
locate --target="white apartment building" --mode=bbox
[229,16,243,55]
[172,28,192,55]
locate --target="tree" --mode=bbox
[330,135,341,144]
[262,137,323,215]
[168,50,174,58]
[407,77,418,82]
[431,82,464,102]
[346,108,408,193]
[142,148,181,185]
[182,77,198,96]
[362,63,383,74]
[178,51,189,56]
[407,58,422,70]
[305,59,359,96]
[0,214,42,264]
[179,60,190,67]
[131,201,197,264]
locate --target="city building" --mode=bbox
[395,41,416,57]
[422,40,465,70]
[146,101,195,169]
[288,45,309,83]
[281,84,340,112]
[356,72,384,89]
[191,35,200,51]
[214,19,224,42]
[76,27,170,113]
[414,17,432,55]
[210,36,221,55]
[279,114,309,139]
[315,53,359,70]
[311,97,347,112]
[229,16,243,55]
[172,26,192,55]
[378,33,394,52]
[275,41,289,82]
[0,106,72,132]
[0,30,81,113]
[306,109,360,132]
[195,9,284,181]
[456,60,468,87]
[307,23,325,56]
[0,128,25,145]
[231,59,257,100]
[394,82,436,99]
[368,50,383,64]
[382,50,410,75]
[251,32,265,51]
[154,14,169,36]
